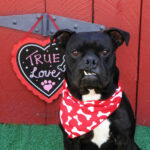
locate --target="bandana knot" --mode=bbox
[60,80,122,138]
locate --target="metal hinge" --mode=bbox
[0,13,105,36]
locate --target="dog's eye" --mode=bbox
[72,50,79,56]
[102,50,109,56]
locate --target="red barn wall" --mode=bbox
[0,0,149,125]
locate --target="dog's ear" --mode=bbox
[105,27,130,47]
[51,29,75,48]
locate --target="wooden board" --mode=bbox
[94,0,141,113]
[46,0,93,22]
[1,0,149,125]
[0,0,93,125]
[0,0,45,15]
[0,1,46,124]
[46,0,93,124]
[137,0,150,126]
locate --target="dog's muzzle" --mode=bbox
[80,70,99,89]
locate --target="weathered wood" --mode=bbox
[1,0,149,125]
[137,0,150,126]
[94,0,141,113]
[46,0,92,22]
[0,1,46,124]
[0,0,45,15]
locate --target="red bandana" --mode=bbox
[60,80,122,139]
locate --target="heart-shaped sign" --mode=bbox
[11,38,65,103]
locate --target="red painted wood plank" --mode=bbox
[94,0,141,113]
[0,0,45,15]
[46,0,92,22]
[137,1,150,126]
[0,1,46,124]
[45,96,62,124]
[46,0,93,124]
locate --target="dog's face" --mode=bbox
[52,28,130,95]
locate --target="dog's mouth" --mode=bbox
[83,70,97,76]
[79,70,109,95]
[80,70,99,90]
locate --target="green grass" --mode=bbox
[0,124,63,150]
[135,125,150,150]
[0,124,149,150]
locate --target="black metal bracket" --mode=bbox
[0,13,105,36]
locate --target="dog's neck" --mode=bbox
[100,82,118,100]
[82,84,117,101]
[67,81,118,101]
[82,89,101,101]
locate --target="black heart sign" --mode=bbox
[11,38,65,103]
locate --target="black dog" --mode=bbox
[52,28,140,150]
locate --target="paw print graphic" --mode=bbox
[41,80,55,92]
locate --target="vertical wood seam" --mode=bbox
[45,0,48,124]
[135,0,143,120]
[45,0,46,13]
[92,0,94,23]
[45,102,48,125]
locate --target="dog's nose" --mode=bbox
[85,57,98,69]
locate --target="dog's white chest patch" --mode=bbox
[82,89,101,101]
[91,119,110,148]
[82,89,110,148]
